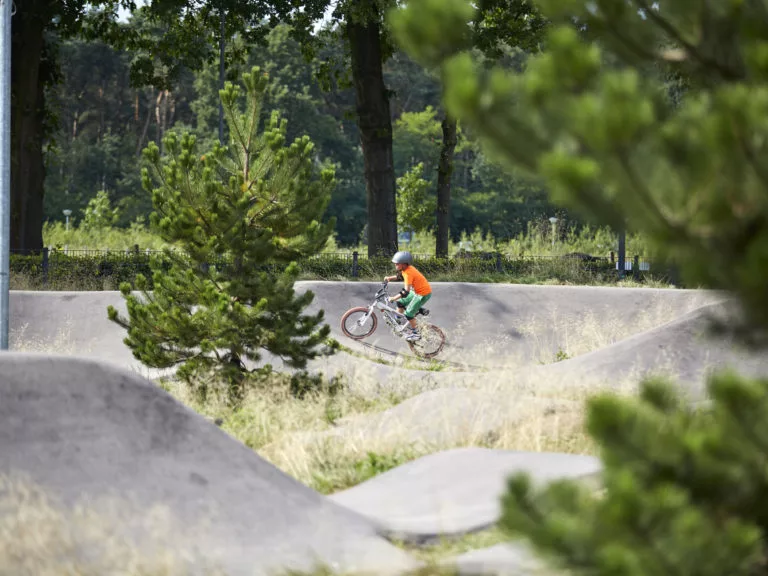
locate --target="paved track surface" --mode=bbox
[0,353,418,576]
[328,448,601,542]
[448,543,545,576]
[8,282,737,378]
[6,283,768,574]
[299,282,721,368]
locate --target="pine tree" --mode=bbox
[108,66,337,398]
[390,1,768,573]
[501,372,768,575]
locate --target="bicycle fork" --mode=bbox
[356,305,376,328]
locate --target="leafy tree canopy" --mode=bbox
[390,0,768,345]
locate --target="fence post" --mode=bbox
[669,262,680,286]
[42,247,49,289]
[633,255,640,279]
[495,252,502,273]
[352,251,359,279]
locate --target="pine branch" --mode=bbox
[633,0,744,81]
[614,146,687,238]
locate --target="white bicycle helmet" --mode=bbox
[391,251,413,265]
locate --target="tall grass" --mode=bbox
[0,475,224,575]
[40,220,651,259]
[41,221,171,251]
[333,222,653,259]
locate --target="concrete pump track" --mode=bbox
[4,281,768,575]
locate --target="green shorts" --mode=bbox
[398,291,432,319]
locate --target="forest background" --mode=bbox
[37,13,640,258]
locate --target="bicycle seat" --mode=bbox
[417,308,430,316]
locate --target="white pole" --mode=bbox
[0,0,12,350]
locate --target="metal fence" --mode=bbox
[9,246,669,290]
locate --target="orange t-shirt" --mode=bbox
[401,265,431,296]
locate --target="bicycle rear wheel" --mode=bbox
[341,307,378,340]
[408,323,446,359]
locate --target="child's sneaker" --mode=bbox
[405,328,421,342]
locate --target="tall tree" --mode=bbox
[391,0,547,257]
[11,0,72,252]
[391,0,768,341]
[255,0,403,256]
[99,0,399,256]
[11,0,301,252]
[435,111,458,257]
[393,1,768,573]
[345,0,398,256]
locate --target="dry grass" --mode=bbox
[0,475,226,576]
[250,373,639,492]
[511,293,711,365]
[9,319,83,356]
[161,358,649,494]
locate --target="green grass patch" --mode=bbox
[393,526,510,564]
[309,448,423,494]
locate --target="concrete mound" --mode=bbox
[539,300,768,398]
[0,353,418,576]
[298,281,722,367]
[328,448,601,543]
[9,291,139,369]
[446,543,546,576]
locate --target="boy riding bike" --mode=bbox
[383,251,432,342]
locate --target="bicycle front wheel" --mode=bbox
[408,324,446,359]
[341,307,378,340]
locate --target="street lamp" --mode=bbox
[548,216,558,247]
[63,209,72,231]
[0,0,11,351]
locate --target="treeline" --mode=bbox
[43,19,567,248]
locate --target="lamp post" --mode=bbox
[0,0,12,351]
[63,209,72,231]
[548,216,558,247]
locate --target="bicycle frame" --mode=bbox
[355,283,410,332]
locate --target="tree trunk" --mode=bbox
[137,88,153,156]
[10,2,46,252]
[436,114,458,258]
[346,5,398,258]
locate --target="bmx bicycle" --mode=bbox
[340,281,446,359]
